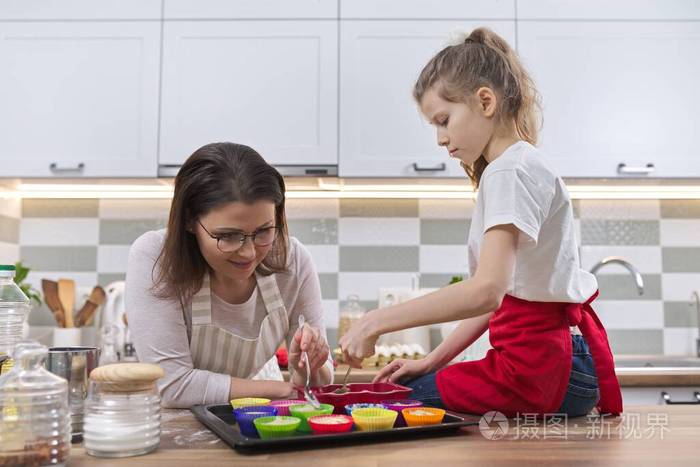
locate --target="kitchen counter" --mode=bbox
[68,405,700,466]
[307,363,700,387]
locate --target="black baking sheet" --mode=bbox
[191,404,479,454]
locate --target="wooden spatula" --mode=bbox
[57,278,76,328]
[41,279,65,327]
[75,286,106,327]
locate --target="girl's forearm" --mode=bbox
[364,277,501,339]
[426,312,492,369]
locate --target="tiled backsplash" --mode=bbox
[2,197,700,356]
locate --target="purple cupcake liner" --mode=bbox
[233,405,278,438]
[380,399,423,427]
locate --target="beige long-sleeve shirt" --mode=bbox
[126,229,332,408]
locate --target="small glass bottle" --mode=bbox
[337,294,366,342]
[83,363,164,458]
[0,341,71,466]
[98,324,120,365]
[0,265,31,375]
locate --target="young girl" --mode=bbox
[339,28,622,418]
[126,142,333,408]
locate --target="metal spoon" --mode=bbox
[298,315,321,409]
[333,366,352,394]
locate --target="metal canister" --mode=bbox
[45,346,101,442]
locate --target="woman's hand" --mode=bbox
[372,357,435,384]
[269,380,297,400]
[288,322,330,377]
[338,315,379,368]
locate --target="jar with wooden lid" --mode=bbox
[83,363,164,458]
[0,340,71,467]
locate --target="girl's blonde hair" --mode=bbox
[413,27,542,188]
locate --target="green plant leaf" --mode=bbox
[13,261,43,306]
[448,275,464,285]
[14,261,29,284]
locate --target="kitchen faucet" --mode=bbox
[589,256,644,296]
[690,291,700,357]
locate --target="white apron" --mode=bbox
[187,272,288,381]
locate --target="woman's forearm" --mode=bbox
[228,377,291,400]
[426,312,492,370]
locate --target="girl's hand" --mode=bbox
[338,316,379,368]
[288,322,329,377]
[373,357,434,384]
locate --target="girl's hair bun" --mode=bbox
[444,28,470,47]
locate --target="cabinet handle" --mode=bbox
[617,163,655,175]
[661,391,700,405]
[412,162,446,172]
[49,162,85,174]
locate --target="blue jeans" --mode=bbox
[556,334,600,417]
[402,335,600,417]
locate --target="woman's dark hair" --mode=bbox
[153,142,289,306]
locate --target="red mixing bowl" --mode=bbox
[297,383,413,414]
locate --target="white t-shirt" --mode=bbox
[467,140,597,303]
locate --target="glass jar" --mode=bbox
[0,341,71,467]
[337,294,366,342]
[83,381,161,458]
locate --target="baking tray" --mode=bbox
[191,404,479,454]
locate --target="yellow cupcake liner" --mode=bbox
[288,403,334,432]
[253,416,301,439]
[401,407,446,426]
[351,408,398,431]
[230,397,271,409]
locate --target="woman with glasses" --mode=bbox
[125,142,333,408]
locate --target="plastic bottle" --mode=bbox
[0,264,31,374]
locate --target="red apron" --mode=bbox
[435,291,623,417]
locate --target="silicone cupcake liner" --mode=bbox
[308,415,354,435]
[230,397,271,410]
[344,403,386,416]
[253,416,301,439]
[402,407,446,427]
[288,403,334,432]
[269,399,306,417]
[233,406,278,438]
[351,408,398,432]
[381,399,423,427]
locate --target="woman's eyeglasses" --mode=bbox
[197,220,279,253]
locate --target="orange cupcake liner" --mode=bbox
[401,407,446,426]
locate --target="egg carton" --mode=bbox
[363,343,427,368]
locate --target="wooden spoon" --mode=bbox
[57,279,76,328]
[41,279,65,327]
[75,286,106,327]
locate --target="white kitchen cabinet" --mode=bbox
[339,20,516,177]
[517,0,700,21]
[0,22,160,177]
[159,21,338,171]
[622,387,700,406]
[340,0,514,19]
[517,21,700,178]
[0,0,161,20]
[164,0,338,19]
